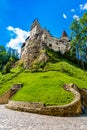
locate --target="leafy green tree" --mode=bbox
[7,47,19,61]
[0,45,19,72]
[70,13,87,69]
[80,13,87,60]
[0,45,7,70]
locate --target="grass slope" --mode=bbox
[0,59,87,106]
[0,67,22,95]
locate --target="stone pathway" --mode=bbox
[0,105,87,130]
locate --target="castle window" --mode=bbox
[22,42,26,48]
[58,47,60,50]
[49,44,52,48]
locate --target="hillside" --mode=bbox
[0,17,87,106]
[0,53,87,106]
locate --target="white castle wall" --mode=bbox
[46,37,69,54]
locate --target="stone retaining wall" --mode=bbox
[5,84,82,116]
[0,90,11,104]
[77,87,87,108]
[0,84,22,104]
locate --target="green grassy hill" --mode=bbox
[0,57,87,106]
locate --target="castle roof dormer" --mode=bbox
[62,30,68,37]
[61,30,68,41]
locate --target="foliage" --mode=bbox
[80,13,87,43]
[7,47,19,61]
[70,13,87,68]
[0,46,19,73]
[2,62,11,74]
[59,50,87,70]
[29,47,61,72]
[30,61,46,72]
[0,46,7,70]
[45,47,61,62]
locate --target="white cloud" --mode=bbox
[6,26,30,54]
[80,4,83,10]
[73,15,79,20]
[80,3,87,10]
[70,9,75,12]
[63,13,67,19]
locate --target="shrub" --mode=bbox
[2,62,11,74]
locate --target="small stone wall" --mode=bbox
[76,87,87,108]
[0,84,22,104]
[5,84,82,116]
[0,90,11,104]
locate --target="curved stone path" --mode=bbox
[0,105,87,130]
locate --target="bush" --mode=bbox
[2,62,11,74]
[30,61,46,72]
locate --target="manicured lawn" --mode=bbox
[11,71,74,105]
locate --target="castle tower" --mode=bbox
[30,19,41,39]
[61,30,68,41]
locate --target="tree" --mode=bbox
[70,13,87,69]
[80,13,87,61]
[7,47,19,61]
[0,45,19,73]
[0,45,7,70]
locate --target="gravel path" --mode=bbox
[0,105,87,130]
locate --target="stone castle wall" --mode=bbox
[46,37,69,54]
[21,20,70,68]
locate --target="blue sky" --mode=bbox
[0,0,87,53]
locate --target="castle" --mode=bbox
[21,19,70,68]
